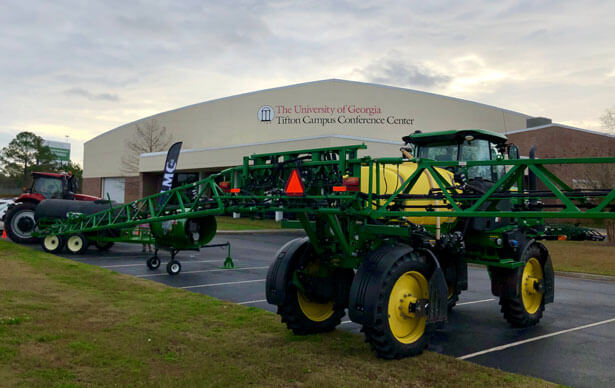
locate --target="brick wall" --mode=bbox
[82,177,101,198]
[507,126,615,187]
[124,176,143,203]
[142,173,162,197]
[82,176,144,203]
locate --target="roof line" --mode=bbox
[85,78,531,144]
[507,123,615,138]
[140,134,402,158]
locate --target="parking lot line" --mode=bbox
[237,299,267,305]
[182,279,266,289]
[456,298,495,306]
[137,266,269,278]
[101,259,222,268]
[72,253,151,260]
[458,317,615,360]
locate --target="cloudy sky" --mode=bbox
[1,0,614,164]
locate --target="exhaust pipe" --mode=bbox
[529,145,537,192]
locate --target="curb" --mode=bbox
[468,263,615,282]
[554,270,615,282]
[216,229,306,235]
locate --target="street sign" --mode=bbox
[43,140,70,161]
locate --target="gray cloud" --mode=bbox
[1,0,615,165]
[64,88,119,102]
[359,57,451,88]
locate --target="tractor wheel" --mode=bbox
[147,256,161,270]
[5,202,39,244]
[94,241,114,251]
[362,251,432,359]
[499,244,546,327]
[41,235,64,254]
[447,283,461,310]
[66,234,89,255]
[166,260,181,275]
[275,242,347,335]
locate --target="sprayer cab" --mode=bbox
[402,129,519,183]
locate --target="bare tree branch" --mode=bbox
[121,119,173,174]
[600,107,615,134]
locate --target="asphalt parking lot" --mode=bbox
[32,231,615,388]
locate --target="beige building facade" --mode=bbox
[83,79,534,202]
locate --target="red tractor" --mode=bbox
[2,172,98,243]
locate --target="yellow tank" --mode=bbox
[360,162,456,227]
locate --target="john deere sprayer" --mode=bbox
[33,129,615,359]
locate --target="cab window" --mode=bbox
[418,144,459,161]
[460,139,491,181]
[34,177,63,199]
[491,143,506,181]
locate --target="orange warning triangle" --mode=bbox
[285,169,305,196]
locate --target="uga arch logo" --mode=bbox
[258,105,274,122]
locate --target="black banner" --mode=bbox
[158,141,182,205]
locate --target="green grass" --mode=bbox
[545,240,615,276]
[0,240,555,388]
[215,216,281,230]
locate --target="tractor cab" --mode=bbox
[4,171,90,244]
[402,129,518,183]
[26,172,78,200]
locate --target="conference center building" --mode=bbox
[82,79,614,202]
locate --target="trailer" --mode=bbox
[33,129,615,359]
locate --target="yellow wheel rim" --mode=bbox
[296,255,335,322]
[388,271,429,344]
[521,258,544,314]
[447,284,455,300]
[67,235,83,252]
[44,235,59,251]
[297,291,335,322]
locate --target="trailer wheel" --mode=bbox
[274,241,346,335]
[362,251,432,359]
[499,244,546,327]
[146,256,161,270]
[66,234,89,254]
[42,235,64,254]
[95,241,114,251]
[166,260,181,275]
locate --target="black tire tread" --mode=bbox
[276,241,346,335]
[361,252,433,359]
[41,235,64,254]
[499,244,546,328]
[5,202,38,244]
[146,256,160,270]
[447,287,461,310]
[166,260,181,275]
[66,233,89,255]
[278,294,345,335]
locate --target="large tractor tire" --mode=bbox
[360,250,434,359]
[499,244,548,327]
[447,283,461,310]
[267,238,351,335]
[5,202,39,244]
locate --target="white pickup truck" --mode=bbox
[0,198,15,230]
